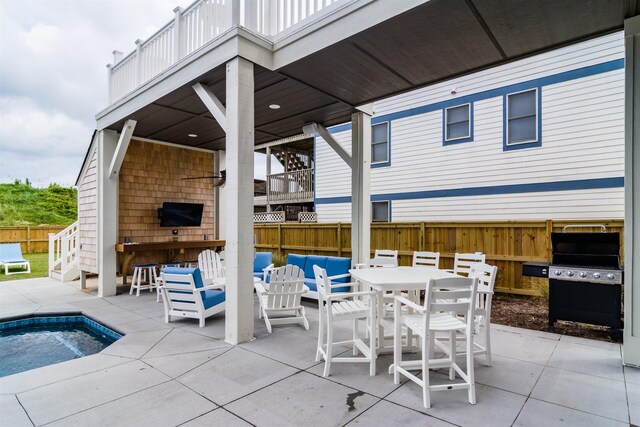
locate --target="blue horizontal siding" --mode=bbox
[315,177,624,205]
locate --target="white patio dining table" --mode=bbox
[348,266,467,353]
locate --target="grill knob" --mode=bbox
[566,271,575,277]
[593,272,601,279]
[554,270,562,276]
[606,273,615,280]
[579,271,587,278]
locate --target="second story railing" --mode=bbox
[107,0,348,103]
[268,168,314,203]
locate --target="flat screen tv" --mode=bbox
[159,202,204,227]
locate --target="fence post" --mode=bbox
[27,226,31,254]
[420,221,425,251]
[545,219,553,261]
[337,223,342,257]
[277,223,282,256]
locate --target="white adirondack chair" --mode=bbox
[198,249,224,287]
[254,264,309,333]
[393,276,478,408]
[160,267,225,327]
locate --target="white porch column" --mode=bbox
[266,146,271,212]
[97,129,119,297]
[624,15,640,367]
[224,57,255,344]
[350,111,371,264]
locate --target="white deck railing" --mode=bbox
[254,211,286,223]
[268,168,314,203]
[48,221,79,279]
[107,0,347,103]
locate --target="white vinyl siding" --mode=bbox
[314,32,624,223]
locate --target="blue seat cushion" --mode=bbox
[325,257,351,283]
[304,278,317,292]
[162,267,204,288]
[202,290,225,310]
[286,254,307,271]
[254,252,272,273]
[304,255,327,279]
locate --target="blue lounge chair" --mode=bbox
[0,243,31,275]
[253,252,274,282]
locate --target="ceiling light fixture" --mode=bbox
[188,133,198,138]
[269,104,281,109]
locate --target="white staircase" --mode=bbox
[48,221,80,282]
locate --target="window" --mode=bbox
[372,201,390,222]
[444,104,472,144]
[505,88,539,148]
[371,122,389,165]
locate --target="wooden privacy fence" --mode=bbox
[255,219,624,296]
[0,226,66,254]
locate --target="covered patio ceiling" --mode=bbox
[104,0,639,150]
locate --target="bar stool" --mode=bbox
[156,263,181,302]
[130,264,159,297]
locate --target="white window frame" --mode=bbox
[371,122,390,165]
[506,88,539,146]
[444,103,471,142]
[371,200,390,222]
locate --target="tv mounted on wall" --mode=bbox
[159,202,204,227]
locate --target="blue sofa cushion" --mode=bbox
[202,290,226,310]
[254,252,272,273]
[304,278,317,292]
[304,255,327,279]
[286,254,307,271]
[325,257,351,283]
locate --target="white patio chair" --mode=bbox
[198,249,224,286]
[314,265,377,377]
[160,267,225,327]
[254,264,309,333]
[451,252,486,276]
[393,275,478,408]
[412,251,440,269]
[468,262,498,366]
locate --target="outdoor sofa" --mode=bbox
[285,253,352,299]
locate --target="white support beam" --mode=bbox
[97,130,119,297]
[224,57,255,345]
[350,111,371,265]
[308,122,352,168]
[193,82,227,132]
[624,15,640,367]
[107,119,136,178]
[213,151,221,239]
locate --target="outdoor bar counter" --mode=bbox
[116,240,225,284]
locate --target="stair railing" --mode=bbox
[49,221,79,278]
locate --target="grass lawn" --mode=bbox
[0,252,49,282]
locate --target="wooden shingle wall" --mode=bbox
[79,145,98,273]
[118,140,214,270]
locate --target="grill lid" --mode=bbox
[551,232,619,256]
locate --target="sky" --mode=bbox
[0,0,273,188]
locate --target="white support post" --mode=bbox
[193,83,227,132]
[173,7,183,63]
[108,119,136,178]
[350,111,371,265]
[134,39,142,86]
[225,0,240,29]
[213,151,220,239]
[266,146,272,211]
[97,130,119,297]
[224,57,255,344]
[624,15,640,367]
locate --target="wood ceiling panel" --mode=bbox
[350,0,503,86]
[472,0,626,57]
[278,40,413,106]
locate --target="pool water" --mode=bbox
[0,315,122,378]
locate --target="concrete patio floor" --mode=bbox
[1,277,638,427]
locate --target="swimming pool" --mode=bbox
[0,314,122,378]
